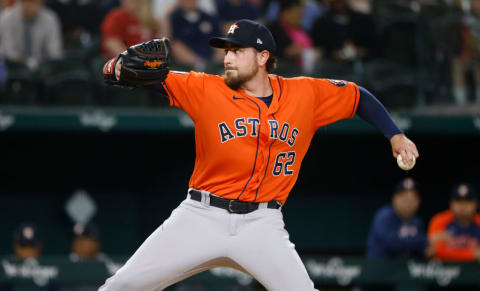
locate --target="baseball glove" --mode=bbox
[103,38,171,88]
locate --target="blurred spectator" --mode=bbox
[0,0,15,10]
[170,0,222,70]
[263,0,327,31]
[151,0,216,38]
[12,223,42,260]
[428,183,480,262]
[348,0,372,14]
[267,0,318,72]
[302,0,327,31]
[216,0,261,34]
[452,0,480,104]
[45,0,106,52]
[0,0,63,70]
[69,223,102,262]
[310,0,378,62]
[152,0,216,18]
[64,223,118,291]
[101,0,156,59]
[366,178,432,259]
[1,223,59,291]
[262,0,279,22]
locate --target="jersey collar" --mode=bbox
[235,74,282,114]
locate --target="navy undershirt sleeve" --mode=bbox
[356,86,403,139]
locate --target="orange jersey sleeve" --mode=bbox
[304,78,360,129]
[428,210,476,261]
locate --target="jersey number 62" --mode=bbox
[273,151,296,176]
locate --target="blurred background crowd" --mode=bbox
[1,0,480,290]
[1,0,480,110]
[3,178,480,291]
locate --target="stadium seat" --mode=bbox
[363,59,418,109]
[380,19,419,67]
[312,60,359,83]
[37,57,96,106]
[43,71,94,106]
[275,59,302,77]
[103,86,151,107]
[372,1,417,27]
[37,57,90,79]
[2,60,38,105]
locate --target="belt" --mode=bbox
[188,189,281,214]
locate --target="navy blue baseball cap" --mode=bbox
[209,19,277,54]
[73,223,100,240]
[394,178,419,194]
[451,183,477,201]
[13,223,42,246]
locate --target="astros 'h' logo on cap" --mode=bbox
[228,24,239,35]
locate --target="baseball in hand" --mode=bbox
[397,155,416,171]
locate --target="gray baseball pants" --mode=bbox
[99,190,317,291]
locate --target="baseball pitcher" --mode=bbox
[100,19,419,291]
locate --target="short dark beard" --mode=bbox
[224,65,259,90]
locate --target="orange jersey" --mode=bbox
[428,210,480,261]
[162,72,359,204]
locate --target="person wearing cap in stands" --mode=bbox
[69,223,102,262]
[428,183,480,262]
[69,222,119,272]
[169,0,223,70]
[366,178,434,259]
[64,223,116,291]
[4,224,58,291]
[12,223,42,260]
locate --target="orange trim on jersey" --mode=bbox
[428,210,480,261]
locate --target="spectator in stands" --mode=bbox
[65,223,119,291]
[366,178,434,259]
[69,223,102,262]
[302,0,327,31]
[428,183,480,262]
[267,0,318,72]
[45,0,106,51]
[151,0,216,38]
[216,0,261,34]
[0,0,63,70]
[101,0,155,59]
[12,223,42,260]
[247,0,327,31]
[310,0,378,62]
[1,223,56,291]
[0,0,15,11]
[452,0,480,105]
[169,0,222,70]
[8,223,59,291]
[349,0,372,14]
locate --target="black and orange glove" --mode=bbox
[103,38,171,88]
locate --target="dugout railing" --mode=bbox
[1,256,480,291]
